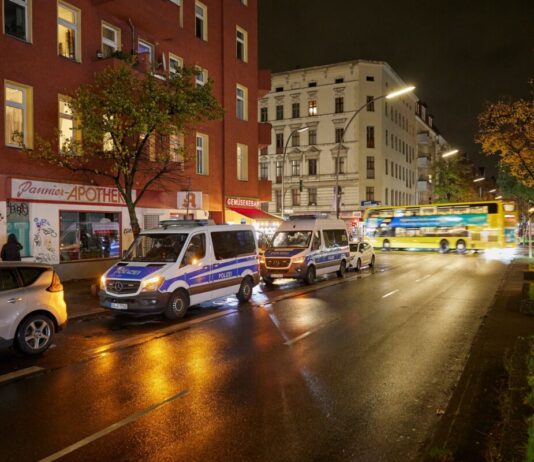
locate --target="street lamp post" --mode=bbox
[281,126,309,219]
[334,86,415,218]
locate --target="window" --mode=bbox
[58,95,80,154]
[385,188,388,205]
[138,39,155,65]
[335,157,345,174]
[260,161,268,180]
[275,133,284,154]
[366,126,375,148]
[5,81,32,148]
[196,133,208,175]
[366,75,374,81]
[308,188,317,205]
[291,189,300,206]
[275,86,284,92]
[291,160,300,176]
[366,96,375,112]
[292,102,300,118]
[59,211,121,261]
[57,1,80,61]
[237,143,248,180]
[335,77,344,84]
[169,131,184,163]
[275,160,283,183]
[385,101,388,116]
[240,0,248,4]
[366,156,375,179]
[236,26,247,62]
[275,104,283,120]
[308,129,317,145]
[323,229,348,248]
[19,267,46,286]
[275,190,282,211]
[195,67,207,86]
[308,158,317,175]
[308,81,317,87]
[211,230,256,260]
[6,201,30,257]
[308,100,317,116]
[0,269,18,291]
[366,187,374,201]
[195,1,207,40]
[236,84,247,120]
[335,127,344,143]
[385,158,388,175]
[335,97,344,113]
[169,53,183,75]
[292,132,300,147]
[4,0,30,41]
[260,106,268,122]
[183,234,206,264]
[101,22,120,57]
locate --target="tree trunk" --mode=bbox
[126,200,141,238]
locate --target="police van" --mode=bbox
[99,220,260,320]
[260,215,350,285]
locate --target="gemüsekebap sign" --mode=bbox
[10,179,132,205]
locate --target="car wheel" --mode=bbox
[15,314,55,355]
[337,260,347,278]
[439,239,450,253]
[355,258,362,272]
[262,276,274,286]
[369,255,375,267]
[236,277,254,303]
[164,289,189,320]
[383,239,391,251]
[304,265,316,285]
[456,239,466,254]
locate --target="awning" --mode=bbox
[228,207,282,221]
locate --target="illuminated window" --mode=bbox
[196,133,208,175]
[291,160,300,176]
[236,84,248,120]
[195,1,207,40]
[4,0,30,41]
[169,53,183,75]
[308,100,317,116]
[101,22,120,57]
[237,143,248,180]
[58,95,81,154]
[169,131,184,165]
[137,39,154,64]
[236,26,247,62]
[4,81,32,148]
[57,1,80,61]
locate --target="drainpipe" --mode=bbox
[128,18,135,54]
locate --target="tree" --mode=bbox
[432,156,479,203]
[15,62,222,236]
[477,92,534,189]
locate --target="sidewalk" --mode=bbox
[63,278,105,319]
[423,248,534,461]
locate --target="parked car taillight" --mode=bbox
[47,272,64,293]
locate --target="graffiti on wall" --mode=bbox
[33,218,57,263]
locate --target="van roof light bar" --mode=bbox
[288,213,332,220]
[159,219,215,229]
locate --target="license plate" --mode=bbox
[271,274,284,278]
[111,302,128,310]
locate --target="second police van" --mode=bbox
[99,220,260,320]
[260,214,350,285]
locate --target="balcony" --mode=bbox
[417,156,430,168]
[258,123,272,148]
[418,180,429,192]
[417,132,431,145]
[258,69,272,98]
[258,179,272,202]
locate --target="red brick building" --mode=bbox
[0,0,272,278]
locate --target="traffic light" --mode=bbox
[299,179,303,192]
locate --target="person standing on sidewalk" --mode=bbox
[1,233,23,261]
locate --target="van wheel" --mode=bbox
[337,260,347,278]
[382,240,391,251]
[355,258,362,272]
[439,239,450,253]
[165,290,189,320]
[15,314,55,355]
[304,265,316,285]
[237,277,254,303]
[456,239,466,254]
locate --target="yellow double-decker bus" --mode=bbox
[363,200,517,252]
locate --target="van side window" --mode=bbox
[211,230,256,260]
[184,233,206,264]
[334,229,348,246]
[311,231,321,250]
[323,230,337,248]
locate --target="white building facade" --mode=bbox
[258,60,419,226]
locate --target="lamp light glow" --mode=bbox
[489,189,497,193]
[385,86,416,99]
[297,126,310,133]
[496,195,503,199]
[442,149,459,158]
[473,177,485,183]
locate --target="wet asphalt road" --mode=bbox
[0,252,511,461]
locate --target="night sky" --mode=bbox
[258,0,533,175]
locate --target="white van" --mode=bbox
[99,220,260,320]
[260,215,350,285]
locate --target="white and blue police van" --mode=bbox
[99,220,260,320]
[260,214,350,285]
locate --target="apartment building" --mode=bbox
[258,60,418,226]
[0,0,271,279]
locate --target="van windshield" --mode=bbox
[123,233,188,262]
[272,231,312,248]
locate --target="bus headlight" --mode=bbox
[140,275,165,292]
[292,256,305,264]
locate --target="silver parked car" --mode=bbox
[348,241,376,271]
[0,263,67,355]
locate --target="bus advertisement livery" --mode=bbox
[363,200,517,253]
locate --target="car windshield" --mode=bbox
[123,233,188,262]
[350,244,359,252]
[272,231,312,248]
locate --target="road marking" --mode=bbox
[382,289,400,298]
[0,366,44,385]
[415,274,431,282]
[284,318,340,346]
[39,389,189,462]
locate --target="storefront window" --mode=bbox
[59,211,120,261]
[6,201,30,257]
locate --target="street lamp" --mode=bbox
[281,126,309,219]
[473,177,485,183]
[334,86,415,218]
[441,149,459,158]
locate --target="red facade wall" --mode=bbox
[0,0,265,220]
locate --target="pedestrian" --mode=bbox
[1,233,23,261]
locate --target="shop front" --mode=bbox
[225,196,281,237]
